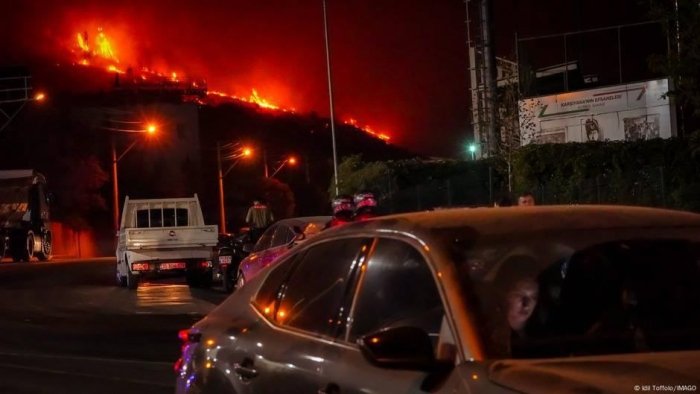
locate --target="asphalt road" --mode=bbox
[0,258,230,394]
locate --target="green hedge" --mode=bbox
[333,134,700,212]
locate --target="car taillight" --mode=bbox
[131,262,150,271]
[175,329,201,374]
[178,329,201,343]
[199,260,212,268]
[173,357,184,373]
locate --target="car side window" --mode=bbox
[254,252,304,318]
[277,238,366,337]
[271,225,294,247]
[253,225,275,252]
[348,238,445,348]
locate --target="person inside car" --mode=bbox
[517,192,536,207]
[487,256,541,356]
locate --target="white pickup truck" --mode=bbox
[115,195,218,290]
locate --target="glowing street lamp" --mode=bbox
[109,120,158,232]
[468,143,477,160]
[217,142,253,234]
[0,81,47,134]
[270,155,298,179]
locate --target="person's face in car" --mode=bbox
[518,195,535,206]
[506,278,539,331]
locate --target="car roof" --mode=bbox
[317,205,700,240]
[275,216,331,227]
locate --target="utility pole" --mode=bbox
[217,141,226,234]
[323,0,340,197]
[480,0,498,156]
[111,135,120,232]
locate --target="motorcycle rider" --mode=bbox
[353,192,378,221]
[325,195,355,229]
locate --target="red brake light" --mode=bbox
[199,260,212,268]
[178,329,201,344]
[131,262,150,271]
[174,357,184,373]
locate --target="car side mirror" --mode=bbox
[358,326,440,371]
[242,243,254,253]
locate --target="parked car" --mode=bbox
[213,229,252,293]
[234,216,330,290]
[175,206,700,394]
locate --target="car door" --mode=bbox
[313,237,467,394]
[228,237,371,393]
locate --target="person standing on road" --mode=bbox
[245,199,274,242]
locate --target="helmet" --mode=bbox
[353,192,377,220]
[353,192,377,208]
[331,196,355,220]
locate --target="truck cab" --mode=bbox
[0,169,52,262]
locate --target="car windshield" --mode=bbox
[444,226,700,359]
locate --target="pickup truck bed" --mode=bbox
[115,195,218,290]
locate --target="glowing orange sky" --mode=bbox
[2,0,472,156]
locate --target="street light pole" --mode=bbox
[323,0,340,197]
[111,135,119,232]
[216,143,253,235]
[111,136,143,232]
[217,141,226,234]
[263,149,269,178]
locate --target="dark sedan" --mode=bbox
[234,216,329,290]
[175,206,700,394]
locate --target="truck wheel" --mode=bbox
[11,231,34,262]
[116,266,127,287]
[0,237,8,260]
[126,269,139,290]
[36,232,52,261]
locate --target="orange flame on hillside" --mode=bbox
[69,26,390,143]
[76,27,119,64]
[344,118,391,141]
[206,89,286,112]
[249,89,279,110]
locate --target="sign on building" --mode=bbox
[518,78,675,145]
